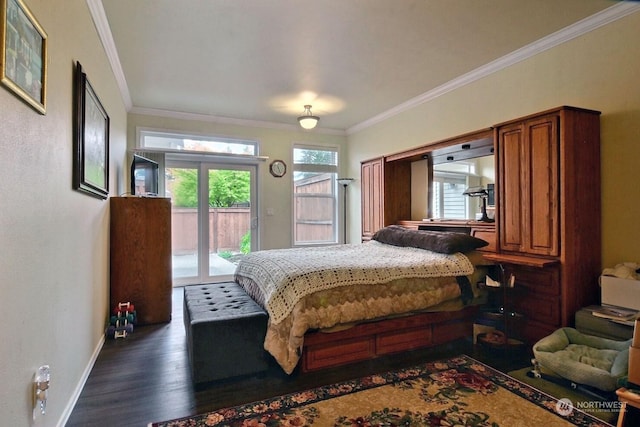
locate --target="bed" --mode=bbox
[234,225,492,374]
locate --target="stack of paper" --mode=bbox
[592,305,639,323]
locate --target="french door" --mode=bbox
[165,159,257,286]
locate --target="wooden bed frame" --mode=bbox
[300,304,480,372]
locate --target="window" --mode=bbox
[136,128,260,285]
[166,160,257,285]
[432,160,481,219]
[432,172,468,219]
[293,145,339,245]
[139,129,257,156]
[431,155,491,220]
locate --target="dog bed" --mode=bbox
[532,327,631,391]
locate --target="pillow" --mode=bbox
[372,225,488,254]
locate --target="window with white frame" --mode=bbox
[432,172,468,219]
[293,145,339,245]
[138,129,258,156]
[432,160,484,219]
[432,160,473,219]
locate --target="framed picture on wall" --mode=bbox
[0,0,47,114]
[73,62,110,200]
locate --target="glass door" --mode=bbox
[166,160,256,285]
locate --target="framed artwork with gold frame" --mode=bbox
[0,0,47,114]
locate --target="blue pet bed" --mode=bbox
[532,327,631,392]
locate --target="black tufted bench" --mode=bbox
[183,282,269,385]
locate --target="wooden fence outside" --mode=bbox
[171,174,336,253]
[294,174,334,242]
[171,207,250,254]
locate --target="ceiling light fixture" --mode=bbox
[297,105,319,130]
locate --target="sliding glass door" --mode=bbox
[166,159,256,285]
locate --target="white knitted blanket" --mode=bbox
[234,240,474,325]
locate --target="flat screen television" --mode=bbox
[131,154,159,196]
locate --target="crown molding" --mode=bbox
[88,1,639,136]
[129,107,347,136]
[346,1,640,135]
[86,0,132,110]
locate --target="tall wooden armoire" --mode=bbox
[110,197,172,325]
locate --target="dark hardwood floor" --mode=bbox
[66,287,532,426]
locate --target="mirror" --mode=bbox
[432,155,494,221]
[410,134,495,222]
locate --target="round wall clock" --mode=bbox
[269,160,287,177]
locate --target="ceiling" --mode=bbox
[97,0,624,133]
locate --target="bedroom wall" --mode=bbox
[0,1,127,426]
[0,4,636,426]
[347,10,640,270]
[125,113,348,250]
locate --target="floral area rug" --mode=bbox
[148,355,612,427]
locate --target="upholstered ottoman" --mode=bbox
[183,282,269,385]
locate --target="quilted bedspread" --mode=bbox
[234,241,480,373]
[234,240,474,325]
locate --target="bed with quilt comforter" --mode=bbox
[234,225,492,374]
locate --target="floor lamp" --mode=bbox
[338,178,354,243]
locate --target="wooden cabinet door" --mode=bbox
[361,158,383,240]
[498,114,559,256]
[526,115,559,256]
[498,123,526,252]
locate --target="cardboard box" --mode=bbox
[601,275,640,311]
[629,346,640,387]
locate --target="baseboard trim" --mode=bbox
[56,334,105,427]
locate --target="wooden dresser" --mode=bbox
[110,197,172,325]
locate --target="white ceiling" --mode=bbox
[96,0,632,134]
